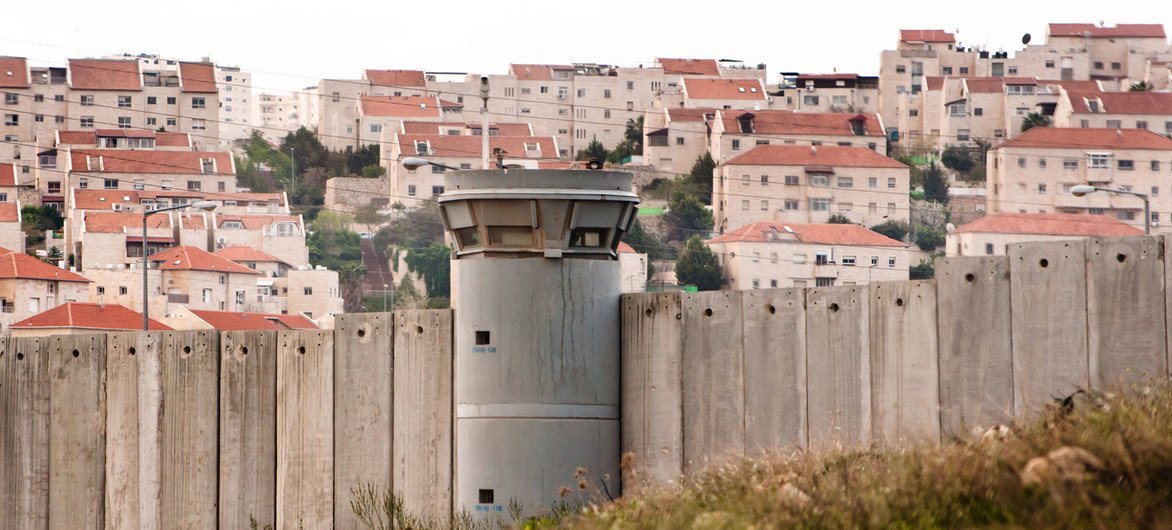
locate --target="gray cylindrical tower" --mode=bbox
[438,169,638,517]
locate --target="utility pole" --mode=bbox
[289,146,296,200]
[480,76,490,170]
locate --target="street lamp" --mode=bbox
[383,283,389,312]
[142,200,218,330]
[1070,185,1151,234]
[402,157,461,172]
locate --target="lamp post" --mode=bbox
[1070,185,1151,234]
[142,200,219,330]
[402,157,461,172]
[383,283,389,312]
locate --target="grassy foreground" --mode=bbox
[569,383,1172,529]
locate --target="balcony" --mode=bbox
[813,263,840,278]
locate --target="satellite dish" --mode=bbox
[1022,33,1032,45]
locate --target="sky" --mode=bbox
[2,0,1169,93]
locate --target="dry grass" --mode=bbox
[570,382,1172,530]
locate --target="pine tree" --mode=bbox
[676,236,724,291]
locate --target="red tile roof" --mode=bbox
[56,129,191,147]
[12,302,170,331]
[1066,91,1172,115]
[658,58,720,76]
[509,64,574,81]
[965,76,1038,93]
[667,108,718,123]
[401,121,533,136]
[0,248,88,282]
[466,122,534,136]
[0,203,17,222]
[0,163,16,187]
[72,190,284,211]
[709,222,906,247]
[900,29,956,43]
[683,78,766,101]
[360,95,445,118]
[617,242,637,253]
[720,110,884,137]
[0,57,29,88]
[179,62,217,93]
[148,246,259,275]
[725,145,907,168]
[365,69,427,88]
[69,59,142,91]
[1048,23,1166,39]
[188,309,317,330]
[214,245,288,264]
[69,150,234,175]
[84,211,172,233]
[954,213,1143,237]
[398,134,557,158]
[994,127,1172,150]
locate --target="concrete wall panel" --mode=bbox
[104,333,142,529]
[1009,240,1089,416]
[806,286,870,450]
[219,330,278,529]
[47,334,106,529]
[681,290,744,473]
[620,292,683,484]
[869,281,940,446]
[334,313,393,529]
[394,310,452,522]
[741,289,806,454]
[1087,236,1166,390]
[157,331,219,529]
[935,257,1014,439]
[277,330,335,530]
[0,337,49,529]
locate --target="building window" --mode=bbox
[841,256,856,266]
[1037,183,1046,194]
[407,185,416,196]
[1137,121,1148,130]
[187,181,201,191]
[974,108,983,116]
[675,136,684,146]
[949,103,965,117]
[957,129,970,142]
[1106,119,1122,129]
[731,140,740,151]
[166,118,177,126]
[432,185,445,196]
[837,177,853,188]
[895,65,906,73]
[741,200,750,211]
[867,177,877,189]
[1153,161,1161,171]
[118,116,131,128]
[1064,159,1078,170]
[784,175,799,185]
[192,97,206,109]
[1039,158,1047,169]
[887,203,896,214]
[191,119,206,130]
[888,257,896,267]
[784,200,799,210]
[370,124,382,133]
[760,175,768,185]
[760,200,769,211]
[887,178,896,189]
[147,117,157,126]
[1018,157,1027,168]
[1111,62,1121,70]
[985,243,995,255]
[810,199,830,211]
[3,114,17,126]
[118,95,132,108]
[104,178,118,189]
[303,287,313,295]
[815,278,835,287]
[54,115,64,123]
[1118,159,1134,171]
[80,95,94,106]
[751,279,760,289]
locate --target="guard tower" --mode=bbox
[437,169,638,516]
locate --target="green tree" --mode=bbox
[915,227,945,251]
[940,145,974,175]
[1129,81,1153,92]
[624,116,644,155]
[281,127,329,177]
[1021,112,1051,132]
[922,162,949,204]
[663,192,714,242]
[909,260,935,280]
[688,152,717,201]
[623,218,671,261]
[578,138,609,163]
[360,165,386,178]
[675,236,724,291]
[404,243,451,299]
[393,273,424,309]
[307,211,363,270]
[870,220,909,242]
[827,214,853,224]
[353,203,386,232]
[346,144,382,174]
[373,200,444,251]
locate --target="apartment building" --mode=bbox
[775,73,880,113]
[617,242,648,293]
[713,145,910,232]
[76,210,209,270]
[146,245,261,313]
[66,188,288,216]
[317,69,429,151]
[215,245,344,318]
[254,92,302,142]
[1053,88,1172,135]
[45,148,236,209]
[0,202,21,252]
[210,213,309,267]
[10,302,169,337]
[362,95,463,151]
[879,24,1172,141]
[946,212,1142,256]
[385,134,559,203]
[904,76,1066,149]
[710,110,887,163]
[216,65,252,145]
[400,120,534,136]
[678,78,770,110]
[707,221,909,290]
[643,108,714,172]
[986,127,1172,231]
[0,247,90,333]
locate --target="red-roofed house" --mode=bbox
[905,76,1063,149]
[781,73,880,115]
[0,57,30,88]
[387,134,561,202]
[0,162,22,199]
[1054,89,1172,135]
[358,95,463,148]
[0,202,23,252]
[681,78,769,109]
[706,222,909,289]
[0,246,90,333]
[715,145,910,231]
[178,62,218,93]
[75,210,209,270]
[365,69,427,89]
[710,110,886,163]
[53,129,193,150]
[211,214,308,267]
[161,307,318,331]
[143,246,261,314]
[658,58,720,76]
[10,302,169,337]
[946,213,1144,256]
[45,149,236,209]
[987,128,1172,231]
